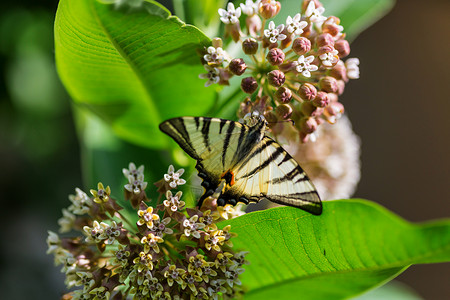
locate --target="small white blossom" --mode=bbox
[264,21,287,44]
[199,65,221,87]
[319,49,339,67]
[163,190,185,212]
[286,14,308,35]
[305,1,326,23]
[203,47,230,65]
[345,58,360,79]
[163,165,186,188]
[182,215,205,239]
[68,188,92,215]
[58,209,76,233]
[123,162,144,179]
[83,220,118,243]
[46,231,61,254]
[218,2,241,24]
[125,174,148,194]
[240,0,260,16]
[295,55,318,77]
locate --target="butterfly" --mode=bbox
[159,115,322,215]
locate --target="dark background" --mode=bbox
[0,0,448,299]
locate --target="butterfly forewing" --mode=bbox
[159,117,322,215]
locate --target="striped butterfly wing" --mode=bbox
[159,117,252,182]
[159,117,322,215]
[230,136,322,215]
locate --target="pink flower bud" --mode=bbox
[225,23,241,42]
[246,15,262,36]
[292,37,311,55]
[298,83,317,101]
[229,58,247,75]
[313,91,329,108]
[267,48,285,65]
[242,38,259,54]
[259,0,281,19]
[334,39,350,58]
[330,62,348,81]
[275,104,293,119]
[212,38,223,48]
[319,76,338,93]
[274,86,292,103]
[299,117,318,134]
[267,70,285,87]
[241,77,258,94]
[301,101,324,117]
[264,110,278,123]
[337,80,345,95]
[316,33,334,47]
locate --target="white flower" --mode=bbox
[199,65,221,87]
[345,58,360,79]
[122,162,144,179]
[163,190,185,212]
[319,49,339,67]
[305,1,326,23]
[295,55,318,77]
[58,208,76,233]
[218,2,241,24]
[240,0,260,16]
[125,174,147,194]
[68,188,92,215]
[163,165,186,188]
[286,14,308,35]
[203,46,230,65]
[264,21,287,44]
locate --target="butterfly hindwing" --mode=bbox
[159,116,322,215]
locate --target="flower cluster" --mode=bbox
[199,0,360,143]
[48,163,248,300]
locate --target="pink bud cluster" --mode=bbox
[199,0,360,143]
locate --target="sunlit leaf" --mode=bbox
[221,199,450,299]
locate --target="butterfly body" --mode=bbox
[159,116,322,215]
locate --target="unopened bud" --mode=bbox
[334,39,350,58]
[267,70,285,87]
[301,101,323,117]
[275,104,293,119]
[279,61,297,73]
[242,38,259,55]
[324,101,344,123]
[318,45,334,56]
[292,37,311,55]
[212,38,223,48]
[319,76,338,93]
[241,77,258,94]
[267,48,285,65]
[280,29,293,49]
[299,117,318,134]
[327,92,338,103]
[337,80,345,95]
[322,17,342,37]
[264,110,278,123]
[330,62,348,81]
[274,86,292,103]
[298,83,317,101]
[229,58,247,75]
[226,23,241,42]
[313,91,330,108]
[259,0,281,19]
[246,15,262,36]
[316,33,334,47]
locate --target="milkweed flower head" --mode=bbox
[48,163,248,299]
[199,0,360,143]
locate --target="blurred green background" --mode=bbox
[0,0,448,299]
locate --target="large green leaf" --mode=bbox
[55,0,215,149]
[221,199,450,299]
[276,0,395,41]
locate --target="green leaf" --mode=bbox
[222,199,450,299]
[276,0,395,41]
[55,0,215,149]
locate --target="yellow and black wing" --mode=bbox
[159,117,322,215]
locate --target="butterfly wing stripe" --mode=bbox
[159,118,199,160]
[222,121,235,167]
[219,118,227,134]
[231,125,248,163]
[201,119,211,150]
[236,138,275,172]
[194,117,200,130]
[241,145,284,179]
